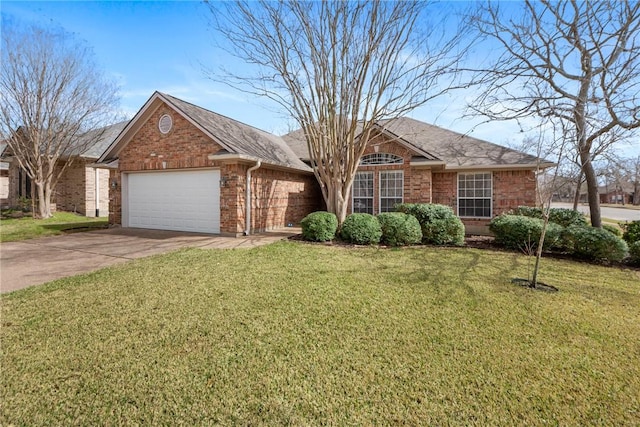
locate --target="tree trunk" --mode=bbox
[331,184,349,226]
[572,174,583,210]
[634,182,639,205]
[580,151,602,228]
[35,181,53,219]
[531,211,550,288]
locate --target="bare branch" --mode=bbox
[203,0,471,223]
[0,18,119,218]
[467,0,640,227]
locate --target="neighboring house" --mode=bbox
[0,144,8,201]
[285,117,554,233]
[0,121,128,216]
[98,91,552,236]
[596,183,636,205]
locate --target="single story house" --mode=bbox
[1,121,128,216]
[284,117,554,233]
[596,183,637,205]
[98,91,551,236]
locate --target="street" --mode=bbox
[551,203,640,222]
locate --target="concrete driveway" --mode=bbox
[0,227,298,293]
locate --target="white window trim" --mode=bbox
[457,172,493,218]
[379,170,404,214]
[360,153,404,166]
[352,171,374,214]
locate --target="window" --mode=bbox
[458,172,492,218]
[18,168,31,198]
[380,171,403,213]
[360,153,403,166]
[353,171,374,214]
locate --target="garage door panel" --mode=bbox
[127,170,220,234]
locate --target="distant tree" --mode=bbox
[628,156,640,205]
[611,154,640,205]
[0,19,119,218]
[205,0,469,224]
[468,0,640,227]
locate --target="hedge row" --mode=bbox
[490,208,630,263]
[622,221,640,265]
[300,203,464,246]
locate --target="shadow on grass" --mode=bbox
[41,221,108,232]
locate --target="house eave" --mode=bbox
[409,160,446,169]
[444,162,557,172]
[207,153,314,174]
[93,159,119,169]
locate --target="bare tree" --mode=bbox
[0,19,119,218]
[610,154,640,205]
[531,122,568,289]
[627,155,640,205]
[205,0,468,224]
[468,0,640,227]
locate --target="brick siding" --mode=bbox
[110,102,321,234]
[348,133,434,212]
[354,134,538,234]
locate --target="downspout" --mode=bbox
[245,160,261,235]
[94,167,100,217]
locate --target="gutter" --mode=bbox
[245,160,261,235]
[94,167,100,217]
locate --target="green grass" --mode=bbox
[0,212,108,242]
[1,242,639,425]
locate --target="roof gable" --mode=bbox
[377,117,550,169]
[283,117,553,170]
[99,92,311,172]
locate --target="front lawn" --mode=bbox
[0,211,108,242]
[1,242,639,424]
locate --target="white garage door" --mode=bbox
[126,170,220,234]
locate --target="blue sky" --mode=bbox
[2,1,638,157]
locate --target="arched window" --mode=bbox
[360,153,404,165]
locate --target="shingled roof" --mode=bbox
[80,121,129,159]
[99,92,311,172]
[283,117,552,169]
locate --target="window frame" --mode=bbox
[360,153,404,166]
[352,171,374,214]
[379,170,404,213]
[457,172,493,218]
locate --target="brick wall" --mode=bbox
[54,161,87,214]
[349,133,433,213]
[433,170,537,233]
[250,167,321,232]
[432,172,456,209]
[109,169,121,225]
[493,170,537,215]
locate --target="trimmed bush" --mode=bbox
[340,213,382,245]
[549,208,588,227]
[510,206,587,227]
[300,211,338,242]
[377,212,422,246]
[510,206,543,219]
[622,220,640,244]
[602,224,622,237]
[396,203,464,246]
[628,241,640,266]
[563,225,629,262]
[489,215,563,251]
